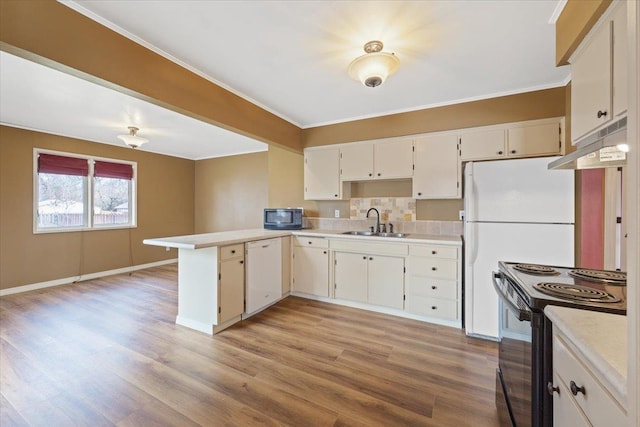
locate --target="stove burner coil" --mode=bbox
[568,269,627,284]
[513,263,560,275]
[534,283,621,303]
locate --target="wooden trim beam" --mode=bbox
[0,0,302,152]
[556,0,613,66]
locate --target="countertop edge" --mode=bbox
[544,305,627,409]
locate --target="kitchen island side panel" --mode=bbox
[177,247,219,334]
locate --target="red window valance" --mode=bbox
[94,161,134,180]
[38,153,89,176]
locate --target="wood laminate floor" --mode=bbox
[0,264,499,426]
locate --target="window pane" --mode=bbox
[38,173,86,228]
[93,177,131,226]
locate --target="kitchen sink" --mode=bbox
[341,231,409,238]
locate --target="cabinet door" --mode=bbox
[340,144,374,181]
[304,147,341,200]
[367,255,404,309]
[334,252,368,303]
[219,258,245,323]
[612,1,627,117]
[507,122,561,158]
[459,129,506,161]
[571,21,612,141]
[413,134,460,199]
[292,246,329,297]
[374,138,414,179]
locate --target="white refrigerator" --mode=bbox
[464,157,575,339]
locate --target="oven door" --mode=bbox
[493,272,533,427]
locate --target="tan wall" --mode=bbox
[195,152,268,233]
[556,0,612,65]
[302,87,566,147]
[0,126,194,290]
[0,0,302,152]
[267,145,317,215]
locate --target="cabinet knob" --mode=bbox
[570,381,585,396]
[498,151,503,155]
[231,249,236,254]
[377,173,381,176]
[431,306,437,310]
[431,267,437,271]
[363,256,367,260]
[308,241,312,245]
[418,192,422,196]
[431,250,437,255]
[323,251,327,254]
[369,173,373,176]
[334,194,338,197]
[431,285,437,290]
[369,257,373,261]
[597,110,608,118]
[547,382,559,396]
[239,260,244,264]
[510,150,516,154]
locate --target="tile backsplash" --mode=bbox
[350,197,416,222]
[303,217,463,236]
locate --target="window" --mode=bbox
[35,150,136,232]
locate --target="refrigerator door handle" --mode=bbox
[466,222,479,264]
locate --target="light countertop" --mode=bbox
[544,305,627,407]
[143,228,462,250]
[143,229,292,250]
[292,229,462,246]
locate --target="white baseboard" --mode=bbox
[0,258,178,296]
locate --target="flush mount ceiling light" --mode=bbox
[348,40,400,88]
[117,126,148,149]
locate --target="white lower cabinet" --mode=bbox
[334,251,404,309]
[292,237,330,297]
[551,332,627,426]
[218,244,245,325]
[405,244,461,325]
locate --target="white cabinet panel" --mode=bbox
[304,147,344,200]
[292,246,329,297]
[413,133,460,199]
[459,128,506,161]
[340,143,373,180]
[368,255,404,309]
[612,1,627,117]
[334,252,368,303]
[219,254,245,324]
[374,138,413,179]
[507,122,561,158]
[571,20,612,141]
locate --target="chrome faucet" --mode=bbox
[366,208,381,233]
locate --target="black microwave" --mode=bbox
[264,208,303,230]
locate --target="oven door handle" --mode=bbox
[492,272,531,322]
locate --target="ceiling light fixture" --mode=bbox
[348,40,400,88]
[117,126,148,149]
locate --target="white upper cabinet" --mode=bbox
[458,128,506,161]
[570,1,626,143]
[340,143,374,180]
[413,133,460,199]
[612,1,627,118]
[507,121,562,158]
[304,146,348,200]
[340,137,413,181]
[373,138,414,179]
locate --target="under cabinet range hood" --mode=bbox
[549,117,627,170]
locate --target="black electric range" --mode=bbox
[493,261,627,427]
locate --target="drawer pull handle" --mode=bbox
[547,382,559,395]
[431,267,437,271]
[231,249,236,254]
[431,250,437,255]
[597,110,608,118]
[570,381,585,396]
[431,285,437,290]
[431,306,437,310]
[323,251,327,254]
[369,257,373,261]
[510,150,516,154]
[308,241,312,245]
[498,150,503,155]
[239,260,244,264]
[417,192,422,196]
[363,256,367,260]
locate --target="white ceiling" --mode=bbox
[0,0,570,159]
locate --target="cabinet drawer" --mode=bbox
[293,236,329,248]
[409,245,458,260]
[405,296,458,320]
[220,244,244,260]
[407,258,457,280]
[553,335,626,426]
[406,276,457,300]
